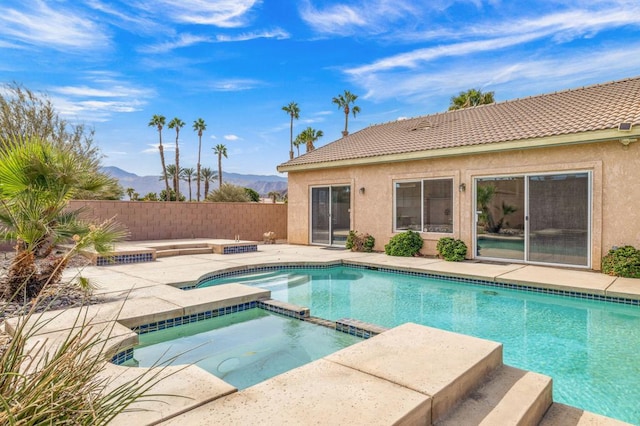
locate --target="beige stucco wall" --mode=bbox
[286,139,640,270]
[68,200,287,242]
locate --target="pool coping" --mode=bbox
[191,260,640,307]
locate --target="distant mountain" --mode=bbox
[101,166,287,198]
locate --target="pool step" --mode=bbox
[156,247,214,258]
[435,365,552,426]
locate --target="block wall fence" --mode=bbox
[68,200,287,242]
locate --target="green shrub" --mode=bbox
[384,231,423,257]
[345,231,375,252]
[602,245,640,278]
[436,237,468,262]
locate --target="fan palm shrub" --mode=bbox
[0,137,127,302]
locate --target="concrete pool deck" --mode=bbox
[5,242,637,425]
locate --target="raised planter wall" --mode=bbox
[68,200,287,242]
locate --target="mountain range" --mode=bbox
[101,166,288,198]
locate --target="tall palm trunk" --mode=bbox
[159,134,170,201]
[289,115,294,160]
[174,135,180,202]
[218,153,223,189]
[343,105,350,137]
[197,135,202,201]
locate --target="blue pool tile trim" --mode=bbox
[193,262,640,308]
[111,347,134,364]
[131,301,258,335]
[97,252,154,266]
[336,318,388,339]
[223,245,257,254]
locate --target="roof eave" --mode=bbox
[277,128,640,173]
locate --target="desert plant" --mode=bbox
[436,237,468,261]
[0,138,128,302]
[244,187,260,202]
[384,230,423,257]
[601,245,640,278]
[206,183,250,202]
[0,304,173,424]
[345,230,375,253]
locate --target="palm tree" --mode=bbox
[200,167,216,197]
[126,187,135,200]
[298,127,324,152]
[448,88,495,110]
[293,133,304,157]
[268,191,279,203]
[0,137,127,302]
[162,164,180,194]
[182,167,195,201]
[213,144,228,189]
[332,90,361,137]
[192,118,207,202]
[282,101,300,160]
[148,114,170,201]
[168,117,185,202]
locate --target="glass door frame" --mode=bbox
[473,170,592,268]
[309,184,351,247]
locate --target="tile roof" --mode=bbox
[278,76,640,170]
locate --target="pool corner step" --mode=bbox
[436,365,552,426]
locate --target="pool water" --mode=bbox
[123,308,361,390]
[200,266,640,424]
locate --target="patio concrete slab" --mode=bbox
[105,363,236,426]
[325,322,503,423]
[540,403,632,425]
[161,359,431,426]
[605,277,640,299]
[496,265,617,295]
[157,284,270,316]
[420,260,526,281]
[4,297,184,335]
[21,321,137,362]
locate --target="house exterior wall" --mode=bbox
[68,200,287,242]
[286,139,640,270]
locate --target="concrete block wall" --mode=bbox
[68,200,287,242]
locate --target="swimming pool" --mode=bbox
[199,265,640,424]
[122,308,361,390]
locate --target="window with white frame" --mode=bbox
[394,178,453,233]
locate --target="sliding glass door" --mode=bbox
[528,173,589,265]
[311,185,351,246]
[475,172,590,267]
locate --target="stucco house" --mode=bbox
[277,77,640,270]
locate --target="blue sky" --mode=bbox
[1,0,640,177]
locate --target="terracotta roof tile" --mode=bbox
[279,77,640,169]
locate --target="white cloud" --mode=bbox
[48,74,153,122]
[210,79,263,91]
[136,0,260,28]
[224,134,241,141]
[143,34,212,53]
[0,0,110,51]
[216,28,290,42]
[353,44,640,104]
[341,2,640,103]
[299,0,418,36]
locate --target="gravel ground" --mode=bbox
[0,252,103,320]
